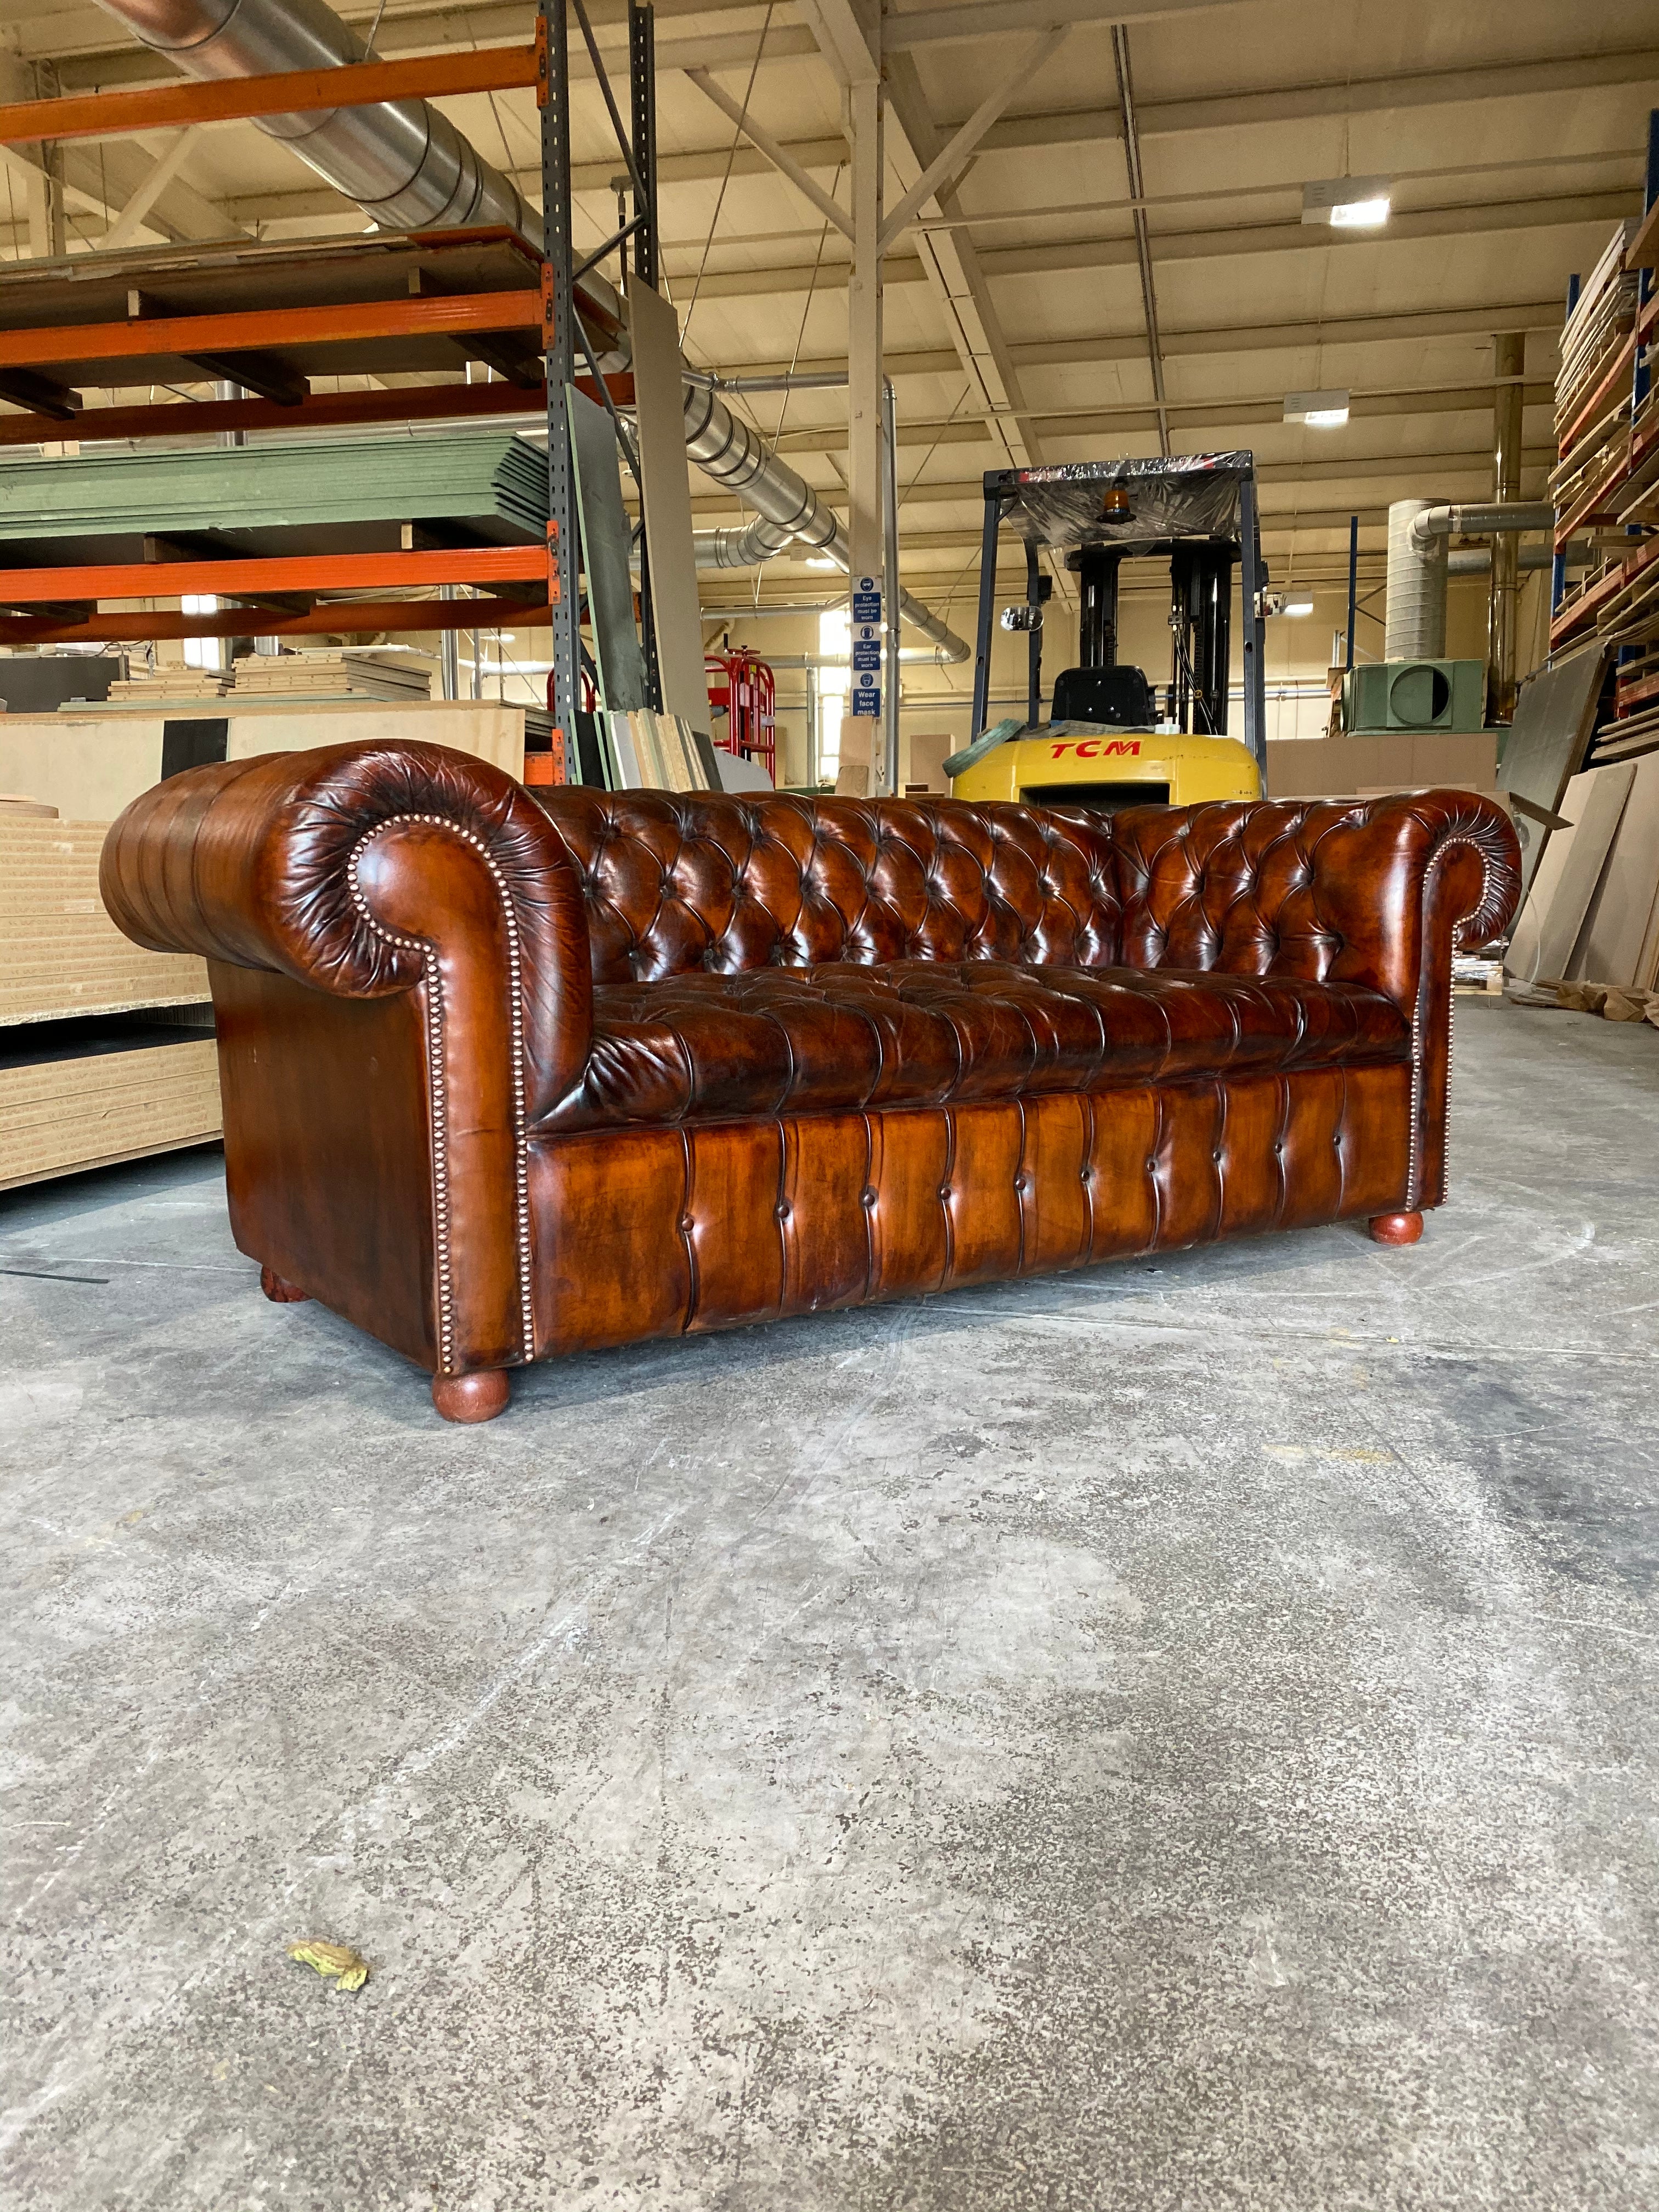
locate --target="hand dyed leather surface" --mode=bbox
[538,962,1409,1133]
[101,747,1519,1381]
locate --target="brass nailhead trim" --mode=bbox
[349,811,534,1374]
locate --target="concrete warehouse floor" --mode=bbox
[3,998,1656,2212]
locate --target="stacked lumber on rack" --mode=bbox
[106,670,233,703]
[0,805,219,1192]
[1556,222,1639,447]
[232,651,432,703]
[1553,212,1659,669]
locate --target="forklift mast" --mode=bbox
[970,454,1268,789]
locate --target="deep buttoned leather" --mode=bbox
[528,1066,1417,1355]
[536,961,1410,1133]
[533,789,1123,980]
[101,750,1520,1381]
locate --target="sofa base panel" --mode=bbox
[527,1065,1414,1359]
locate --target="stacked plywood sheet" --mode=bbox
[1554,222,1638,449]
[1263,729,1499,802]
[0,812,209,1024]
[602,709,717,792]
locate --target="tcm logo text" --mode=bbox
[1048,738,1142,759]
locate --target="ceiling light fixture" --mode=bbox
[1283,599,1315,617]
[804,557,838,569]
[1284,389,1351,427]
[1302,176,1391,228]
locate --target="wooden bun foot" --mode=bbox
[260,1265,309,1302]
[1368,1211,1424,1246]
[431,1369,511,1424]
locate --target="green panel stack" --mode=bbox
[0,431,551,541]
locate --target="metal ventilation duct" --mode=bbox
[93,0,969,662]
[97,0,533,233]
[1385,498,1448,661]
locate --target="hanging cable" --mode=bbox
[682,3,775,345]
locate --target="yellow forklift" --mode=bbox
[950,455,1268,810]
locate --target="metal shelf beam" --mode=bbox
[0,47,539,149]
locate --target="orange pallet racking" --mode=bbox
[0,2,661,768]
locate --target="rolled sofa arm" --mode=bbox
[101,742,594,1376]
[1110,790,1522,1209]
[101,741,594,1107]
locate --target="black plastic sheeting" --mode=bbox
[998,454,1249,552]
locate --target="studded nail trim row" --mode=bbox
[349,813,534,1373]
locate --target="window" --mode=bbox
[817,606,850,780]
[182,595,221,671]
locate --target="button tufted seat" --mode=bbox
[537,960,1410,1132]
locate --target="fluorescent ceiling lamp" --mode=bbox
[1283,599,1315,617]
[1302,176,1391,228]
[1284,389,1350,427]
[805,557,838,569]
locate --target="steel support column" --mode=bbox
[1239,469,1267,788]
[881,375,901,795]
[1488,331,1526,722]
[970,487,1003,738]
[539,1,578,757]
[843,70,883,792]
[630,0,662,712]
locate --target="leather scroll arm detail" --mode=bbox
[99,740,594,1118]
[1407,798,1522,1209]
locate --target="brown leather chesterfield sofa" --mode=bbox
[101,742,1519,1423]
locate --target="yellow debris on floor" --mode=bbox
[287,1940,369,1993]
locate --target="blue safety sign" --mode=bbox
[852,640,882,670]
[851,592,881,623]
[850,687,881,716]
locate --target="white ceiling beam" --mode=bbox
[883,0,1262,46]
[682,69,853,239]
[721,304,1562,382]
[881,49,1050,482]
[790,0,881,87]
[877,24,1071,255]
[100,129,199,251]
[658,187,1633,299]
[770,381,1555,455]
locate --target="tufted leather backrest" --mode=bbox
[1110,793,1520,1006]
[534,789,1122,983]
[531,787,1520,1010]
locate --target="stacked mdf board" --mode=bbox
[0,809,219,1192]
[1,1020,221,1193]
[1506,753,1659,1004]
[0,698,526,823]
[0,812,208,1024]
[1264,729,1499,801]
